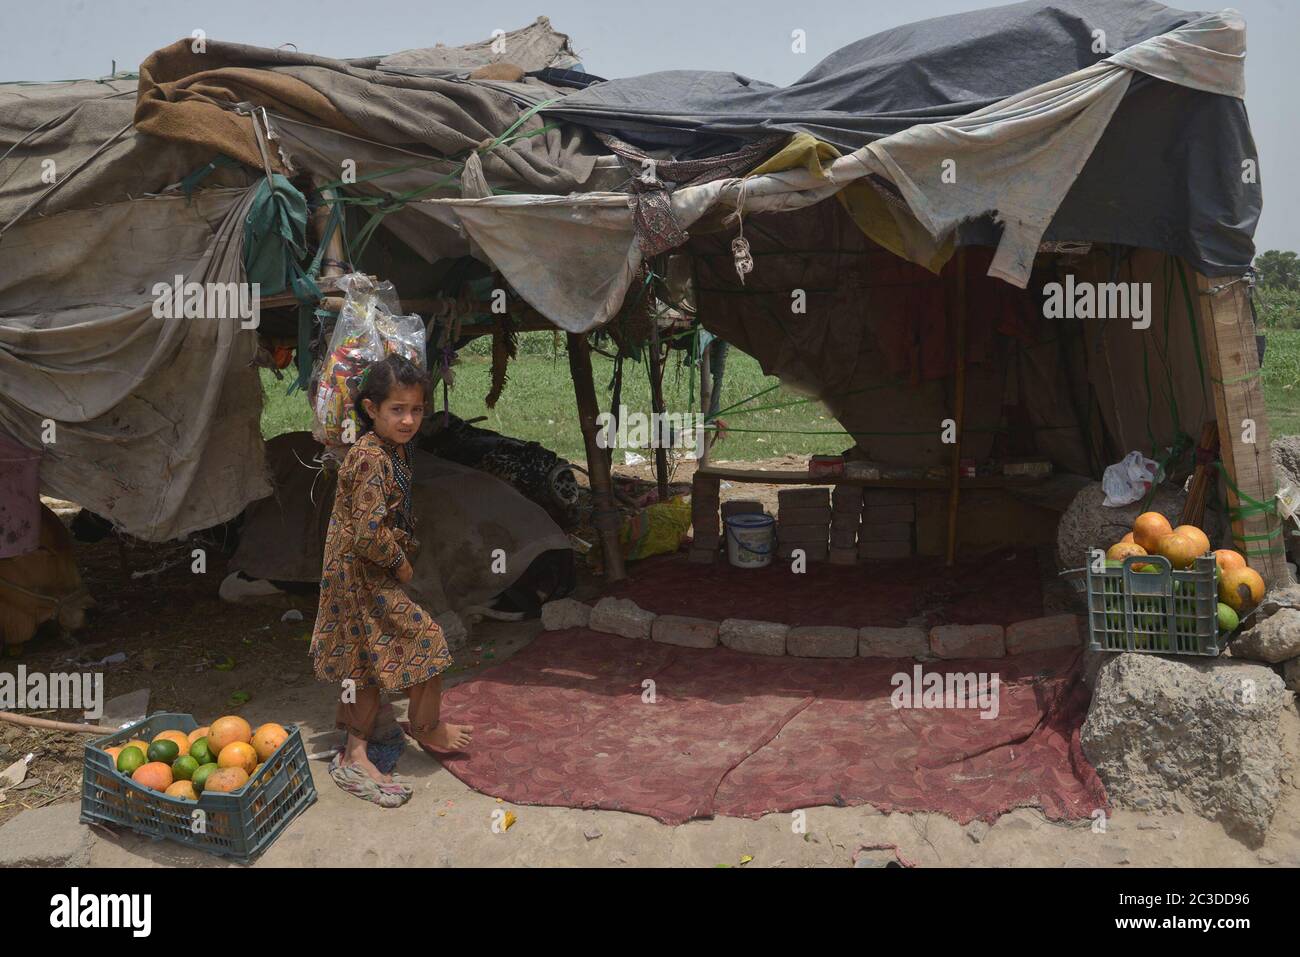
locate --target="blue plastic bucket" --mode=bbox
[725,513,774,569]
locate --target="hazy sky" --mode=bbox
[3,0,1294,252]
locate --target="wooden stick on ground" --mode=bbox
[0,710,118,736]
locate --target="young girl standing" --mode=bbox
[310,353,473,796]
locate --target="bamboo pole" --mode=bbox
[945,249,968,566]
[568,333,627,582]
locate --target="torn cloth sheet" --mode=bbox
[0,186,270,541]
[229,432,571,616]
[420,8,1246,329]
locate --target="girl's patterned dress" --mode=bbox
[310,431,452,690]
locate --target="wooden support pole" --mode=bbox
[1194,270,1290,587]
[945,249,968,566]
[311,186,347,279]
[648,320,670,502]
[699,337,713,468]
[568,332,627,582]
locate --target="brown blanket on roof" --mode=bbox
[134,38,599,194]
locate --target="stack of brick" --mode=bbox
[689,472,721,563]
[777,488,830,562]
[858,489,915,560]
[829,484,864,564]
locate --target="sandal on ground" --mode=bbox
[329,752,413,807]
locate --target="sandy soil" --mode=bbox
[4,493,1300,866]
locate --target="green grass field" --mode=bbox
[262,327,1300,459]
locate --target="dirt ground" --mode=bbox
[4,477,1300,866]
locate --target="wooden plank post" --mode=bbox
[1194,270,1290,587]
[699,335,714,468]
[567,332,627,582]
[647,318,671,502]
[945,249,968,566]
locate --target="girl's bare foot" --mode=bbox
[416,722,474,752]
[343,738,392,783]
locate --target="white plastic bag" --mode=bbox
[1101,451,1162,507]
[311,274,426,454]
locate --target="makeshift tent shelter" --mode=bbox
[0,4,1286,588]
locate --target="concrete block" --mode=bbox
[778,524,830,544]
[864,504,915,523]
[1005,614,1084,654]
[858,522,912,542]
[930,623,1006,659]
[589,597,655,639]
[859,626,930,658]
[778,488,830,508]
[778,542,829,561]
[830,525,859,548]
[719,619,789,656]
[688,547,718,564]
[788,625,859,658]
[652,614,720,648]
[779,505,832,525]
[721,500,765,519]
[829,547,859,565]
[863,489,915,506]
[832,485,865,512]
[858,540,913,560]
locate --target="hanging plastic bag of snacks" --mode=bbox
[312,274,426,460]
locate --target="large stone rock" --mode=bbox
[1005,615,1084,654]
[787,626,858,658]
[719,619,788,656]
[1283,658,1300,692]
[1055,482,1225,571]
[1081,653,1287,846]
[1230,607,1300,664]
[540,598,591,632]
[0,803,93,867]
[588,597,654,640]
[651,615,719,649]
[858,626,929,658]
[929,624,1005,659]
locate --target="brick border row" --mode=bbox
[540,598,1084,659]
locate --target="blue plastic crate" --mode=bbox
[1084,553,1220,656]
[80,712,316,863]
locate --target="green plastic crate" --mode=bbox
[80,712,316,863]
[1085,553,1220,656]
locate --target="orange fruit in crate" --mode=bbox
[204,767,249,793]
[250,723,289,762]
[1212,549,1247,573]
[1119,531,1135,544]
[207,715,252,754]
[164,780,197,801]
[125,738,150,755]
[1220,567,1265,614]
[218,741,258,775]
[1133,512,1173,551]
[105,746,122,763]
[1173,525,1211,557]
[132,762,174,791]
[1107,542,1146,561]
[188,726,210,745]
[152,730,191,757]
[1153,532,1199,570]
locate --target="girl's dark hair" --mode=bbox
[354,353,432,433]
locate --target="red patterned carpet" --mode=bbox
[606,548,1046,628]
[437,632,1106,826]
